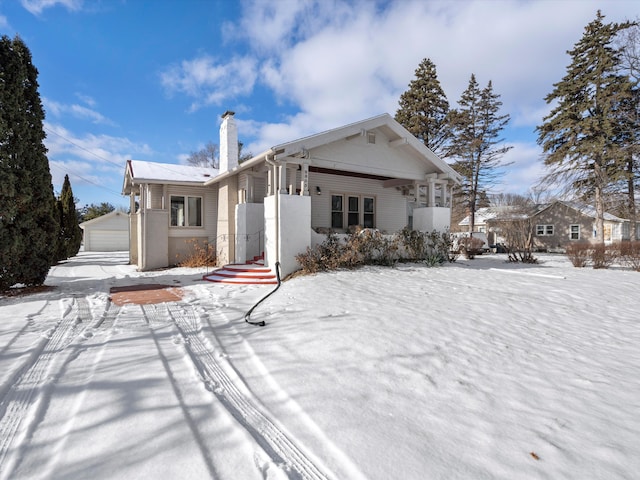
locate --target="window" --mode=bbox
[331,194,375,229]
[348,196,359,227]
[536,224,554,236]
[171,195,202,227]
[367,131,376,144]
[570,224,580,240]
[331,195,343,229]
[363,197,375,228]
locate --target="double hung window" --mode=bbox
[331,194,375,229]
[171,195,202,227]
[536,224,554,236]
[570,224,580,240]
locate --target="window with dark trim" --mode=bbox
[171,195,202,227]
[331,195,343,229]
[331,194,375,229]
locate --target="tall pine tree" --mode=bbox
[449,74,512,234]
[0,35,57,290]
[56,174,82,261]
[395,58,451,157]
[537,11,634,248]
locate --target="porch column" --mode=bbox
[278,163,288,194]
[267,167,274,196]
[441,182,448,207]
[300,163,310,196]
[428,179,436,207]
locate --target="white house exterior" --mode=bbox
[122,112,461,277]
[79,210,130,251]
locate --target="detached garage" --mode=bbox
[80,211,129,251]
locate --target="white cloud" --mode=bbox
[75,93,96,108]
[43,97,116,126]
[0,15,9,29]
[21,0,83,15]
[160,0,637,193]
[494,142,547,196]
[160,55,258,112]
[45,122,153,170]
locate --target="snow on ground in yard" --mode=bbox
[1,251,639,479]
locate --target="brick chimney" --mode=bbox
[219,110,238,173]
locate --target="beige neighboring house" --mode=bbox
[459,201,632,252]
[79,210,130,251]
[122,112,461,277]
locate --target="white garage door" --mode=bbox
[87,230,129,251]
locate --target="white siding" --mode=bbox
[166,185,218,239]
[309,171,408,233]
[86,230,129,251]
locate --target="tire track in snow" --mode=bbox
[0,297,92,480]
[11,299,120,479]
[164,302,332,480]
[140,304,220,479]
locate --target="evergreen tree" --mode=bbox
[448,74,512,234]
[56,174,82,260]
[537,11,634,247]
[614,20,640,240]
[395,58,451,156]
[79,202,115,222]
[0,35,57,290]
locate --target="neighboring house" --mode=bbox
[122,112,461,277]
[457,206,514,246]
[79,211,130,251]
[529,201,630,251]
[459,201,631,252]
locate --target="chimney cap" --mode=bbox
[222,110,235,119]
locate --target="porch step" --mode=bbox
[202,262,277,285]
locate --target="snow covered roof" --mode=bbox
[552,201,628,222]
[122,159,219,194]
[458,206,519,226]
[460,201,629,226]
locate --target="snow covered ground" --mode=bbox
[1,251,639,479]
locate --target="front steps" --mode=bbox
[202,256,277,285]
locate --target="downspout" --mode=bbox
[265,153,280,266]
[140,183,146,271]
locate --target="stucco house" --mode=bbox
[459,201,631,252]
[122,112,461,277]
[79,210,129,251]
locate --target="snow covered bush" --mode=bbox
[296,227,455,274]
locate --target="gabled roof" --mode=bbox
[458,206,520,226]
[535,201,628,222]
[459,201,629,226]
[205,113,462,186]
[79,210,128,228]
[122,159,218,194]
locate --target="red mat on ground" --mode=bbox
[109,284,184,306]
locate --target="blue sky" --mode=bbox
[1,0,637,210]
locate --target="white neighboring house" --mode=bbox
[79,211,130,252]
[122,112,462,277]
